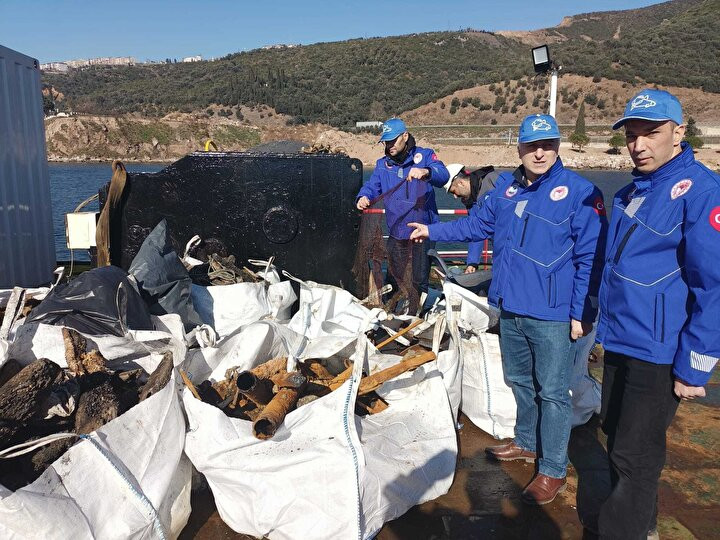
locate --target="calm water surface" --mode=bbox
[48,162,632,262]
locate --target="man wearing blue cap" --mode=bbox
[356,118,449,307]
[409,114,607,505]
[596,89,720,539]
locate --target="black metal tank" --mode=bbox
[99,151,363,293]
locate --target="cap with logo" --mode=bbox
[518,114,561,143]
[379,118,408,142]
[443,163,466,192]
[612,89,683,130]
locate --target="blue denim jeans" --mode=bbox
[499,310,576,478]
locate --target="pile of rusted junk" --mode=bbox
[0,219,600,539]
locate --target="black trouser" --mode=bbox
[598,352,680,540]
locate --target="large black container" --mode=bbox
[99,151,363,293]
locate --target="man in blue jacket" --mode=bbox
[356,118,449,309]
[408,114,607,505]
[443,163,499,273]
[596,89,720,539]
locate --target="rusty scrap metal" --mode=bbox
[252,372,307,440]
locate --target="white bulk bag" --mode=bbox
[285,274,373,338]
[191,264,296,340]
[450,284,601,439]
[0,324,190,539]
[183,333,457,539]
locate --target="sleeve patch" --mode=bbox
[710,206,720,232]
[431,153,438,161]
[592,196,606,216]
[690,351,719,373]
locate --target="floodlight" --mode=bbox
[532,45,551,73]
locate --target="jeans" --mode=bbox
[598,352,680,540]
[499,310,576,478]
[386,237,435,296]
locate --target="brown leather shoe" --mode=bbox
[485,441,536,463]
[521,473,567,505]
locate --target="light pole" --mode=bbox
[531,45,561,118]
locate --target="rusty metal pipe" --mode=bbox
[236,371,274,406]
[252,372,307,440]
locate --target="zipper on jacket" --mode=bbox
[519,215,530,247]
[613,223,638,264]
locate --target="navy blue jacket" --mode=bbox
[357,146,449,239]
[596,143,720,386]
[428,159,607,322]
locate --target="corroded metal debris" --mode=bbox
[187,347,437,440]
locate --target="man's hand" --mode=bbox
[356,196,370,211]
[674,379,706,400]
[570,319,593,340]
[408,222,429,243]
[406,167,430,182]
[464,265,477,274]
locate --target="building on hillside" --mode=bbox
[40,57,135,71]
[356,121,383,128]
[40,62,70,73]
[182,55,202,63]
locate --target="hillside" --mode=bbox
[402,74,720,127]
[42,0,720,127]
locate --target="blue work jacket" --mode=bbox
[428,158,607,322]
[357,146,449,239]
[596,143,720,386]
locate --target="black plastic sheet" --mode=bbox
[27,266,153,336]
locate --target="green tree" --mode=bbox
[570,103,589,151]
[608,133,625,154]
[574,102,586,136]
[684,135,704,149]
[570,132,590,152]
[684,116,704,148]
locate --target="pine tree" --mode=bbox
[570,102,589,151]
[574,102,586,136]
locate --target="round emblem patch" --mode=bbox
[413,152,423,164]
[710,207,720,232]
[505,185,518,198]
[592,196,606,216]
[671,179,693,200]
[550,185,569,201]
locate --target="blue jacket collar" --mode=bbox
[631,142,694,186]
[384,144,418,167]
[515,157,564,188]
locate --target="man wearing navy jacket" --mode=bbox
[356,118,449,305]
[596,89,720,539]
[408,114,607,505]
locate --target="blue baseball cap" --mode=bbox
[518,114,561,143]
[612,89,683,130]
[379,118,407,142]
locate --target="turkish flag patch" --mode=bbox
[592,196,606,216]
[710,206,720,232]
[431,153,437,161]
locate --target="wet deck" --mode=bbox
[181,365,720,540]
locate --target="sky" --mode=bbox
[1,0,662,63]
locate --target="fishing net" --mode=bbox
[352,179,427,315]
